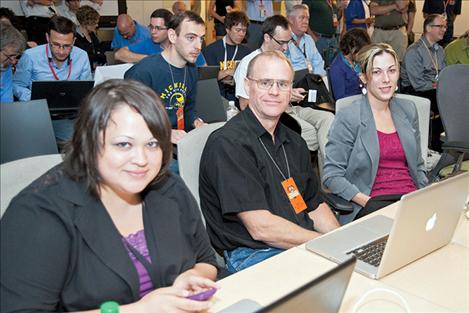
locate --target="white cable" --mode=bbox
[351,287,411,313]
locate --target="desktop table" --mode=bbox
[209,202,469,312]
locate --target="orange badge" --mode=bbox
[176,107,184,130]
[281,177,307,214]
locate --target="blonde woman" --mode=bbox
[323,43,427,224]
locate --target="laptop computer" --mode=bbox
[306,172,469,279]
[94,63,134,86]
[198,65,220,80]
[31,80,94,114]
[219,257,356,313]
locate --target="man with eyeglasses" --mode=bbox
[200,51,340,273]
[401,14,447,152]
[202,11,252,105]
[115,9,206,66]
[111,14,150,49]
[235,15,334,165]
[1,21,26,103]
[423,0,461,47]
[125,11,206,150]
[13,16,91,141]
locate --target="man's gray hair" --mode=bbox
[0,21,26,53]
[286,4,309,17]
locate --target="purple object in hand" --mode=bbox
[187,288,217,301]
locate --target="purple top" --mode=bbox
[123,230,154,297]
[370,131,417,198]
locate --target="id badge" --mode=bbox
[305,59,313,74]
[259,4,266,18]
[176,107,184,130]
[281,177,307,214]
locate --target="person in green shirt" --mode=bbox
[444,30,469,65]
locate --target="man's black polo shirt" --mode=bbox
[199,107,324,251]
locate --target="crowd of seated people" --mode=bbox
[1,2,468,311]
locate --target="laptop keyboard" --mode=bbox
[346,236,389,267]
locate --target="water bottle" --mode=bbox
[226,101,239,121]
[100,301,119,313]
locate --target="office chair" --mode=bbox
[177,122,228,278]
[1,154,63,218]
[429,64,469,181]
[1,99,59,164]
[326,94,431,222]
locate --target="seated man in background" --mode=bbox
[13,16,92,141]
[235,15,334,170]
[401,14,446,151]
[444,29,469,65]
[285,4,326,76]
[111,13,150,49]
[202,11,251,105]
[172,0,187,15]
[200,51,340,273]
[1,21,26,103]
[115,9,206,66]
[124,11,205,146]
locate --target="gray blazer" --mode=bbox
[323,95,428,223]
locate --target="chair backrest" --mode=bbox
[1,154,63,217]
[437,64,469,142]
[195,78,227,123]
[335,94,430,162]
[178,122,225,208]
[1,100,58,164]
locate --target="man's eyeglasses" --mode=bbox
[1,50,21,62]
[247,78,292,91]
[268,33,291,46]
[430,24,447,29]
[50,42,73,50]
[148,25,168,31]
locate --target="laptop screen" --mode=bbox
[257,257,356,313]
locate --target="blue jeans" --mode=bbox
[224,247,285,273]
[52,118,75,142]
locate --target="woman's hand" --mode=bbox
[173,272,218,293]
[136,285,213,313]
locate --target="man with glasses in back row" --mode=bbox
[401,14,447,152]
[200,50,339,273]
[1,21,26,103]
[115,9,206,66]
[13,16,92,141]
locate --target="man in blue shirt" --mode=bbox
[286,4,326,76]
[1,21,26,103]
[115,9,206,66]
[13,16,92,141]
[111,14,150,49]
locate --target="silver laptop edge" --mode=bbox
[307,172,469,279]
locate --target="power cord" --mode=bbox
[351,287,411,313]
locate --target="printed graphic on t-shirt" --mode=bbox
[160,82,187,110]
[219,60,237,70]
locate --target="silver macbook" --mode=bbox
[306,172,469,279]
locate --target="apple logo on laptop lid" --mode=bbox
[425,213,437,232]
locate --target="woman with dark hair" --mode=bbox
[74,5,106,70]
[329,27,371,100]
[324,44,427,224]
[1,80,218,312]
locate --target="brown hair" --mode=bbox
[356,43,399,78]
[76,5,100,27]
[63,79,172,197]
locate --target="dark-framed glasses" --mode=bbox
[268,33,292,46]
[247,78,293,91]
[430,24,447,29]
[50,42,73,50]
[1,50,22,62]
[148,25,168,31]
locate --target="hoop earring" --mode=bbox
[395,86,399,91]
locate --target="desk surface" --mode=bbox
[210,202,469,313]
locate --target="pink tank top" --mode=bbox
[370,131,417,198]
